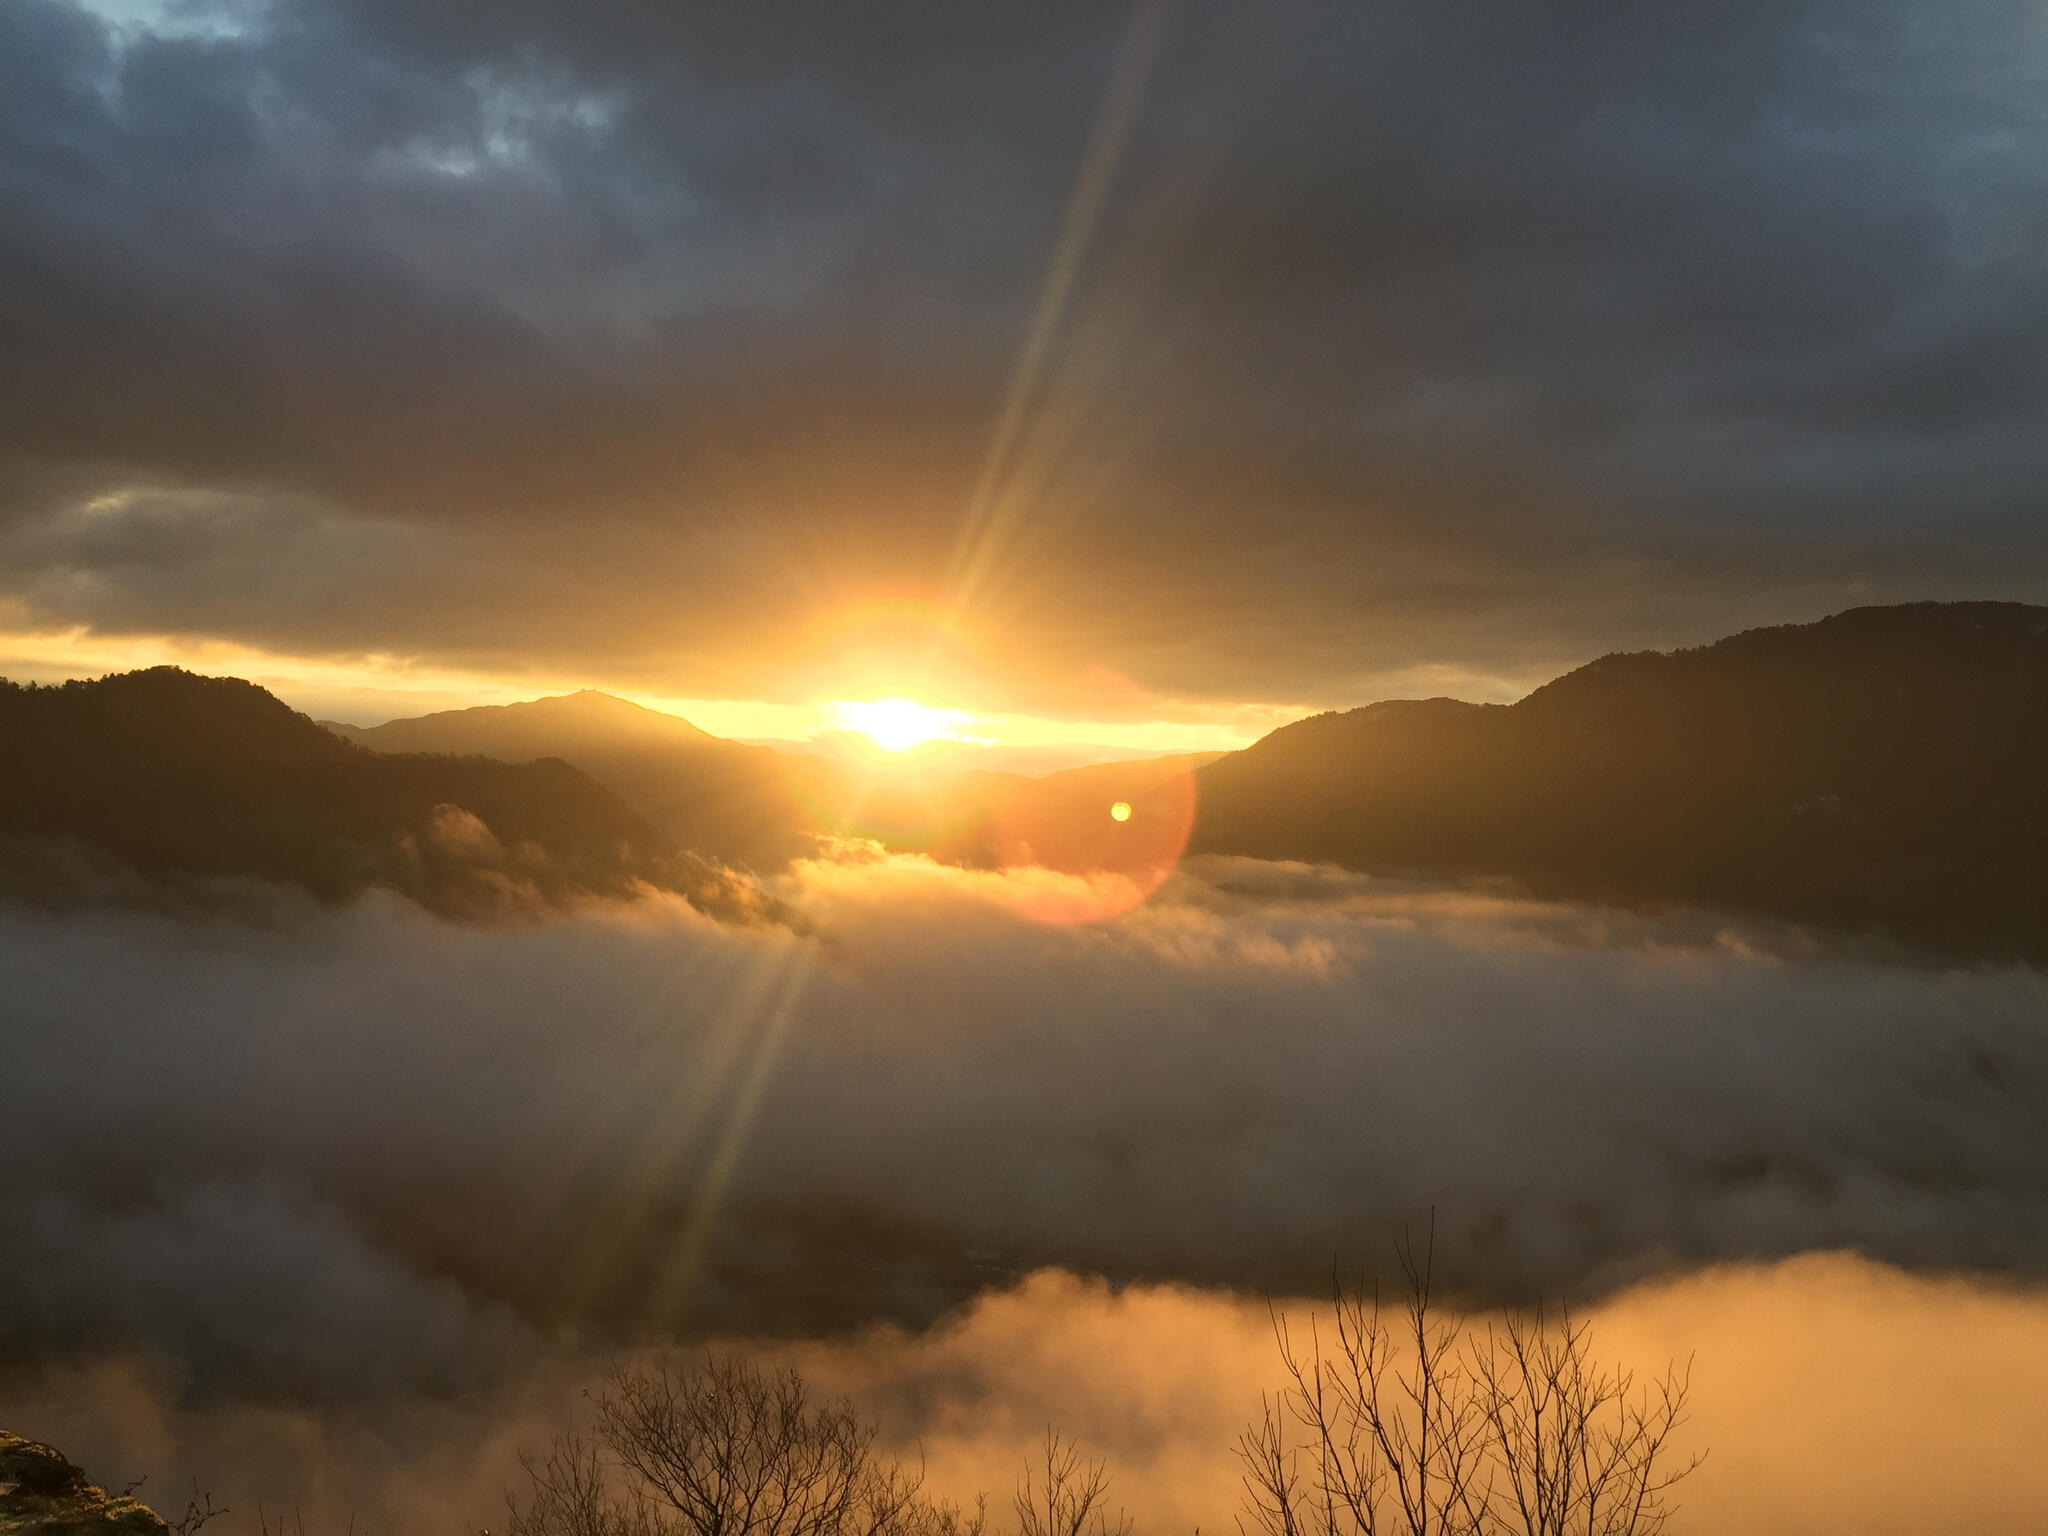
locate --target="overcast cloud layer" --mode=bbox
[5,1,2048,707]
[4,854,2046,1408]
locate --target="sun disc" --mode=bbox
[837,697,970,752]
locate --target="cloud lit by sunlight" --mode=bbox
[7,854,2048,1528]
[0,624,1272,762]
[14,1255,2048,1536]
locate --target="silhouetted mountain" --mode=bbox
[0,668,777,921]
[10,605,2040,952]
[324,688,719,755]
[329,690,820,870]
[1191,602,2048,961]
[332,692,1224,881]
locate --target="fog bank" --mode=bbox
[10,1257,2048,1535]
[4,851,2045,1397]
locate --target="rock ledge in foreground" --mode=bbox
[0,1431,167,1535]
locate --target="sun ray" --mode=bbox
[937,0,1174,631]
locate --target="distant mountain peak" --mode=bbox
[0,668,783,923]
[340,689,719,751]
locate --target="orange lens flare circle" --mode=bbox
[993,766,1200,925]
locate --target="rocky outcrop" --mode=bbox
[0,1432,168,1535]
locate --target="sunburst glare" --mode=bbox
[834,697,979,752]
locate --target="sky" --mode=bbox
[7,11,2048,1515]
[5,0,2048,745]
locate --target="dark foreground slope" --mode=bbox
[1192,602,2048,961]
[0,668,771,920]
[0,1429,168,1534]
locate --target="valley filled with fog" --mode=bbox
[6,852,2046,1530]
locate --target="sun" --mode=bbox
[835,697,974,752]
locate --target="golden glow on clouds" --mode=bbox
[773,1254,2048,1536]
[0,625,1274,762]
[0,624,550,718]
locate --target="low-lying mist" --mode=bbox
[4,851,2046,1527]
[9,1258,2048,1535]
[6,853,2044,1381]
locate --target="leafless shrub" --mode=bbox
[505,1246,1699,1536]
[507,1431,654,1536]
[116,1477,226,1536]
[255,1509,353,1536]
[166,1482,230,1536]
[507,1352,987,1536]
[1239,1225,1703,1536]
[1012,1431,1130,1536]
[1468,1304,1698,1536]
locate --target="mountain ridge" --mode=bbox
[328,689,1226,879]
[324,687,724,753]
[9,602,2046,958]
[1191,600,2048,960]
[0,667,779,923]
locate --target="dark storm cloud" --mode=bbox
[4,0,2047,701]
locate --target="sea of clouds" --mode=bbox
[11,1259,2048,1535]
[4,851,2047,1529]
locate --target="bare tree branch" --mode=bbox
[1239,1229,1704,1536]
[507,1351,993,1536]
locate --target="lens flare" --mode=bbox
[836,698,973,752]
[989,764,1200,925]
